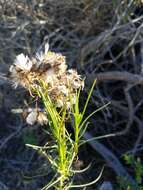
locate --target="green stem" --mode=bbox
[34,85,75,189]
[74,124,79,155]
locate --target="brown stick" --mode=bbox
[88,71,143,84]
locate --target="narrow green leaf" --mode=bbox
[82,79,97,117]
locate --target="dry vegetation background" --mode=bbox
[0,0,143,189]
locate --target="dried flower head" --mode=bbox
[67,69,84,90]
[37,112,48,126]
[14,54,32,71]
[10,53,34,88]
[10,43,84,109]
[26,109,48,126]
[26,110,38,125]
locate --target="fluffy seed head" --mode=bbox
[10,44,84,109]
[14,53,32,71]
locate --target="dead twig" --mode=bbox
[84,132,138,189]
[88,71,143,85]
[0,124,23,151]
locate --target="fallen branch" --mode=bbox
[88,71,143,85]
[84,132,138,189]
